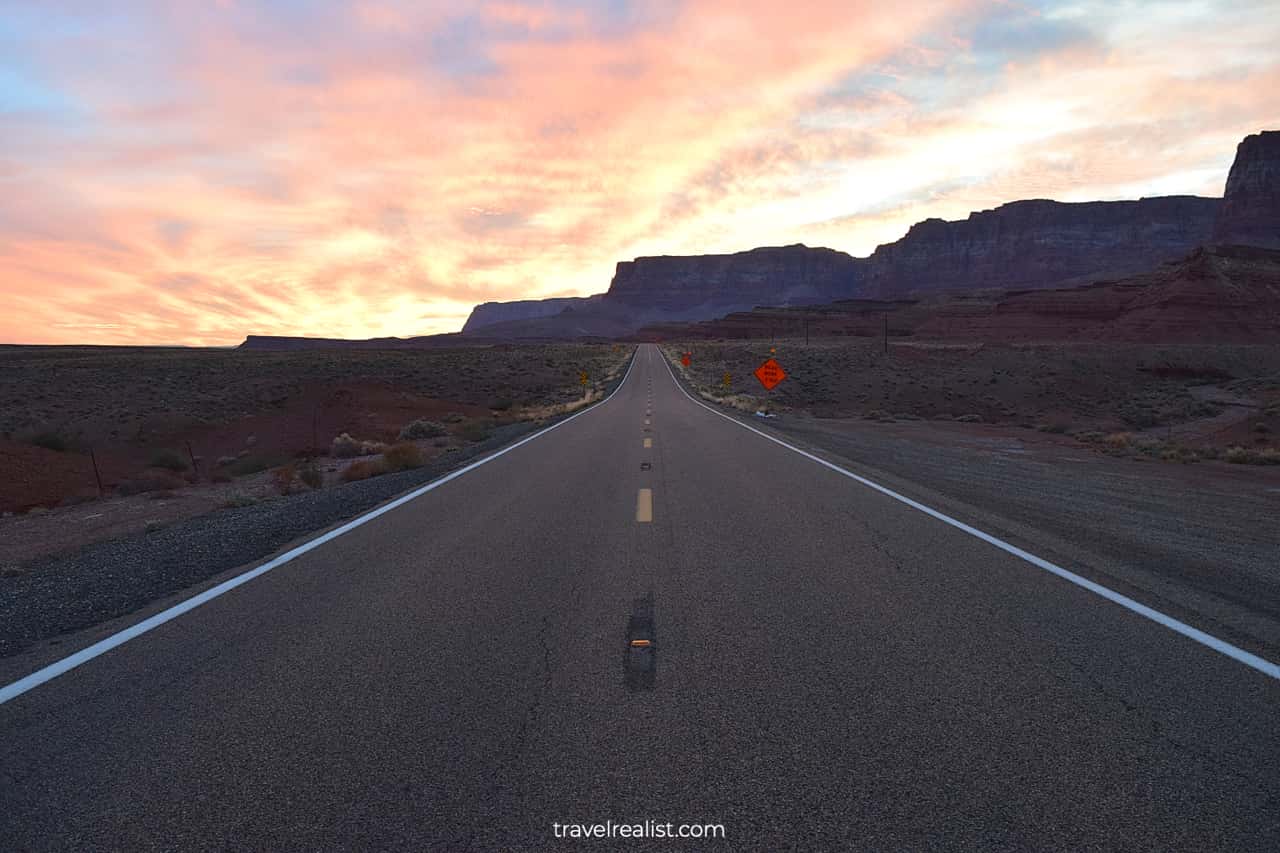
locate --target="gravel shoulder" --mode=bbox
[666,357,1280,662]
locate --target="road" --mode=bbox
[2,344,1278,851]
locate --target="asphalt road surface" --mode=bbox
[2,344,1278,851]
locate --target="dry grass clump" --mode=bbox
[1225,446,1280,465]
[297,460,323,489]
[1104,432,1133,449]
[457,421,491,443]
[271,464,298,495]
[341,459,384,482]
[339,441,426,481]
[398,419,447,440]
[381,442,425,472]
[331,432,386,458]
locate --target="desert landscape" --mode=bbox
[4,5,1280,847]
[0,344,629,551]
[4,131,1278,576]
[664,339,1280,463]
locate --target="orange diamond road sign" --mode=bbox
[754,358,786,391]
[681,352,691,367]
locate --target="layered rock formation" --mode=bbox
[640,246,1280,344]
[239,333,466,350]
[1213,130,1280,249]
[914,244,1280,342]
[607,244,859,314]
[462,296,597,333]
[458,197,1220,336]
[860,196,1220,298]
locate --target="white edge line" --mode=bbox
[0,349,641,706]
[657,346,1280,681]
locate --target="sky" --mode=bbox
[2,0,1278,345]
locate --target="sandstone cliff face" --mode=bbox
[861,196,1219,298]
[639,246,1280,344]
[912,245,1280,343]
[461,296,596,333]
[1213,130,1280,249]
[605,244,859,313]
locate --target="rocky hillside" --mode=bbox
[913,245,1280,342]
[1213,130,1280,249]
[462,296,599,333]
[640,245,1280,344]
[860,196,1219,298]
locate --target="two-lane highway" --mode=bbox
[2,344,1277,851]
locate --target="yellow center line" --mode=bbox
[636,488,653,523]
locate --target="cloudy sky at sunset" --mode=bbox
[3,0,1278,345]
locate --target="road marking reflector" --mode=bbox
[629,639,652,647]
[636,488,653,522]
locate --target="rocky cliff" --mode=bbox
[462,296,597,333]
[1213,130,1280,249]
[459,195,1221,336]
[860,196,1220,298]
[639,245,1280,344]
[912,245,1280,343]
[605,244,859,313]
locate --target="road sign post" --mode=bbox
[753,358,786,413]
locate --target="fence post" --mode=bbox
[89,447,104,497]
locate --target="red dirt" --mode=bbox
[0,440,132,513]
[0,383,491,514]
[177,381,493,467]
